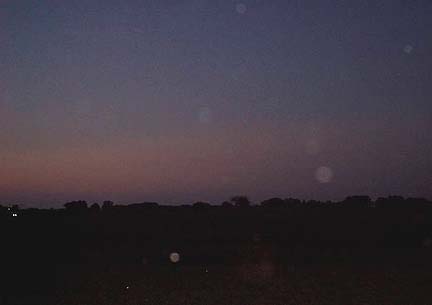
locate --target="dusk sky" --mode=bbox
[1,0,431,207]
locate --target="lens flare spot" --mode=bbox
[169,252,180,263]
[198,107,212,123]
[236,3,247,14]
[315,166,333,183]
[403,44,413,54]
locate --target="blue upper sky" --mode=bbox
[1,0,431,206]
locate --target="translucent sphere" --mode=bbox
[236,3,247,14]
[169,252,180,263]
[315,166,333,183]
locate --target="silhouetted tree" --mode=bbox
[306,200,323,207]
[375,196,405,208]
[128,202,159,209]
[261,197,284,208]
[284,198,302,207]
[342,196,371,208]
[231,196,250,207]
[221,201,233,208]
[102,200,114,210]
[193,201,211,208]
[64,200,88,212]
[405,197,431,210]
[90,203,100,212]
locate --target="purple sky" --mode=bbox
[1,0,431,207]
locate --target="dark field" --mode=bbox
[2,204,432,304]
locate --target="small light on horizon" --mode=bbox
[12,213,18,217]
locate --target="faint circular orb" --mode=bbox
[315,166,333,183]
[198,107,212,123]
[306,139,320,155]
[236,3,247,14]
[403,44,413,54]
[169,252,180,263]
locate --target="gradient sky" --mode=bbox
[1,0,431,207]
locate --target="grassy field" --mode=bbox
[48,258,432,305]
[2,206,432,304]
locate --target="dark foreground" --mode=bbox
[2,204,432,304]
[4,254,432,305]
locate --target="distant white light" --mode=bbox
[315,166,333,183]
[404,44,413,54]
[169,252,180,263]
[236,3,247,14]
[12,213,18,217]
[125,285,129,290]
[198,107,212,124]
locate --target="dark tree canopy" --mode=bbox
[64,201,88,212]
[221,201,233,207]
[90,203,100,212]
[102,201,114,210]
[128,202,160,209]
[231,196,250,207]
[192,201,211,208]
[261,197,284,208]
[342,196,371,207]
[284,198,302,207]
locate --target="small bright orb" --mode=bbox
[198,107,212,123]
[125,285,129,290]
[236,3,247,14]
[169,252,180,263]
[12,213,18,217]
[315,166,333,183]
[404,44,413,54]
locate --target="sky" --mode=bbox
[0,0,431,207]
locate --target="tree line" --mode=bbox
[1,195,431,215]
